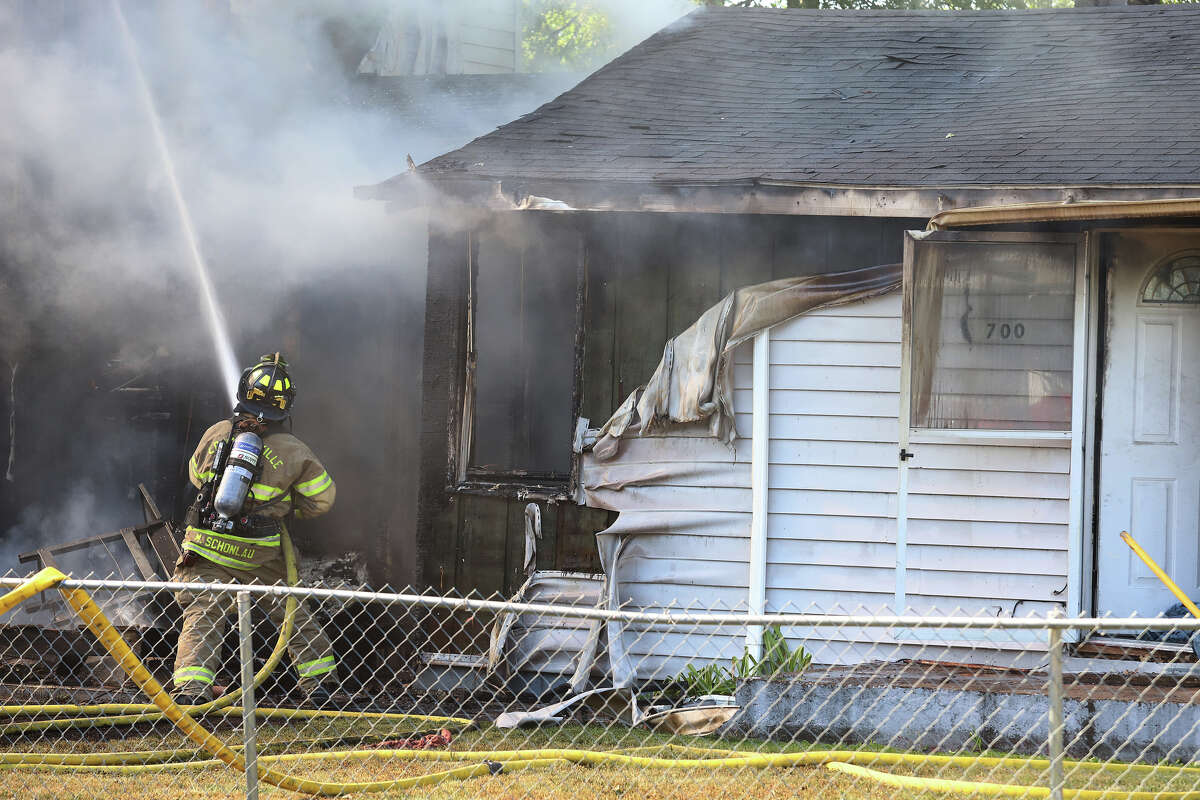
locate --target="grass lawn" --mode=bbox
[0,717,1196,800]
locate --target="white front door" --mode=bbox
[1096,231,1200,617]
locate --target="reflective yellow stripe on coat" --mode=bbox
[189,457,215,485]
[249,483,287,502]
[295,470,332,498]
[182,526,281,571]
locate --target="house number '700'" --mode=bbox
[986,322,1025,340]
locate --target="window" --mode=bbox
[1141,251,1200,304]
[910,236,1077,431]
[467,215,579,479]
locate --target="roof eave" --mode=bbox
[359,175,1200,220]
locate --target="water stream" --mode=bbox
[111,0,241,404]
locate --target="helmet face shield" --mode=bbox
[235,353,295,421]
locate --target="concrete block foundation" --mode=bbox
[729,667,1200,763]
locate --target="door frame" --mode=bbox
[1085,226,1200,617]
[1082,229,1105,618]
[897,229,1091,633]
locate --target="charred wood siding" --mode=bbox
[416,216,614,597]
[417,226,470,591]
[286,275,424,587]
[470,215,581,478]
[579,214,921,426]
[417,211,923,603]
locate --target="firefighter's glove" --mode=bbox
[233,415,268,436]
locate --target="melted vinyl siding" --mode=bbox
[582,341,755,679]
[733,292,1068,662]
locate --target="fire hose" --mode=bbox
[5,559,1200,796]
[0,532,466,738]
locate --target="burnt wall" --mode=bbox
[579,213,919,426]
[415,210,923,617]
[271,269,424,588]
[417,226,471,592]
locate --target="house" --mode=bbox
[362,5,1200,676]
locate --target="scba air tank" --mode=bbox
[214,432,263,520]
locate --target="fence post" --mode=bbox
[1047,612,1065,800]
[237,591,260,800]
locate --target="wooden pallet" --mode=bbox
[17,484,181,618]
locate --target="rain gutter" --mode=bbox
[927,197,1200,230]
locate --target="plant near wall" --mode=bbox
[758,623,814,676]
[662,625,813,702]
[730,624,814,679]
[729,650,760,682]
[677,662,737,697]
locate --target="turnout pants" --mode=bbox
[171,542,339,698]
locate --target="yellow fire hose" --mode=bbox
[5,567,1200,796]
[1120,531,1200,620]
[0,533,464,737]
[0,534,305,736]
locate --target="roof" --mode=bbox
[410,6,1200,192]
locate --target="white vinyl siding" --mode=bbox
[905,439,1070,617]
[734,299,899,622]
[745,293,1066,664]
[358,1,518,76]
[460,0,518,72]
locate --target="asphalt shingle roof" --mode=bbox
[418,6,1200,188]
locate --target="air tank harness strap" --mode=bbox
[181,525,281,571]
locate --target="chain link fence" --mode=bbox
[2,569,1200,799]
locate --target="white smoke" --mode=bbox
[0,0,691,581]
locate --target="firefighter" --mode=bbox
[171,352,341,707]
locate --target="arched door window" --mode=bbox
[1141,251,1200,305]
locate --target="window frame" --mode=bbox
[901,229,1087,443]
[1137,249,1200,308]
[452,216,587,498]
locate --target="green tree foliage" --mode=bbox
[522,1,619,70]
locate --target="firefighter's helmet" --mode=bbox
[234,352,296,421]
